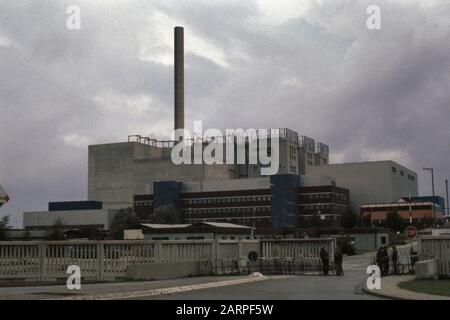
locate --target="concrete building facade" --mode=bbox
[360,200,444,226]
[306,161,418,213]
[23,201,118,233]
[88,129,329,209]
[134,174,349,229]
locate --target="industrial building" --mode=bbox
[87,26,330,210]
[21,27,425,239]
[23,201,118,236]
[134,174,349,229]
[360,199,445,226]
[306,161,418,213]
[88,129,330,210]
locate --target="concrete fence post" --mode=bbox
[97,242,104,281]
[157,242,163,263]
[38,242,45,282]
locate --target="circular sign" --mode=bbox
[404,226,417,239]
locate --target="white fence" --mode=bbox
[260,239,335,260]
[0,238,334,281]
[419,236,450,276]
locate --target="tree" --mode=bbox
[0,215,11,240]
[47,218,66,240]
[149,205,180,224]
[110,207,140,240]
[340,211,357,228]
[385,211,404,232]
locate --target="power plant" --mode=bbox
[87,26,331,212]
[22,26,423,235]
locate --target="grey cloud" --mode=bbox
[0,0,449,226]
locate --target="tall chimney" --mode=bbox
[174,26,184,133]
[446,179,449,217]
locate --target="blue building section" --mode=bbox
[153,181,182,212]
[270,174,299,228]
[408,196,446,213]
[48,201,102,211]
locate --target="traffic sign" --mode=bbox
[404,226,417,239]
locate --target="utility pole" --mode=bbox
[188,207,191,224]
[251,207,256,239]
[408,194,412,225]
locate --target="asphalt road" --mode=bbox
[132,252,380,300]
[133,243,417,300]
[0,243,415,300]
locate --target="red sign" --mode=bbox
[404,226,417,239]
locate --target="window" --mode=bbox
[381,236,387,245]
[392,167,396,173]
[400,170,404,176]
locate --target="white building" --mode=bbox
[23,201,118,233]
[306,161,418,213]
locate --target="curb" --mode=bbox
[46,275,269,300]
[361,282,405,300]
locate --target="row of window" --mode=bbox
[182,206,271,214]
[299,214,340,221]
[136,194,347,209]
[184,196,271,205]
[135,201,153,207]
[300,204,334,210]
[392,167,415,181]
[25,224,105,231]
[299,193,347,201]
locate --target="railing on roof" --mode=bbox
[315,142,329,156]
[300,136,315,151]
[128,128,301,148]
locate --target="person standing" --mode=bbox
[410,247,418,272]
[320,247,329,276]
[383,246,390,275]
[376,247,384,274]
[334,247,344,276]
[391,246,398,274]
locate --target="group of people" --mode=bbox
[375,246,419,275]
[319,247,344,276]
[376,246,398,275]
[319,245,419,277]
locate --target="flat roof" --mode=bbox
[141,224,190,229]
[360,202,437,208]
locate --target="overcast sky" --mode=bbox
[1,0,449,227]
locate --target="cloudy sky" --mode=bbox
[1,0,449,226]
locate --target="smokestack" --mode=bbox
[446,179,449,217]
[174,26,184,133]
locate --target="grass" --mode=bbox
[398,279,450,297]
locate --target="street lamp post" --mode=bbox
[423,167,436,225]
[251,207,256,239]
[188,207,191,224]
